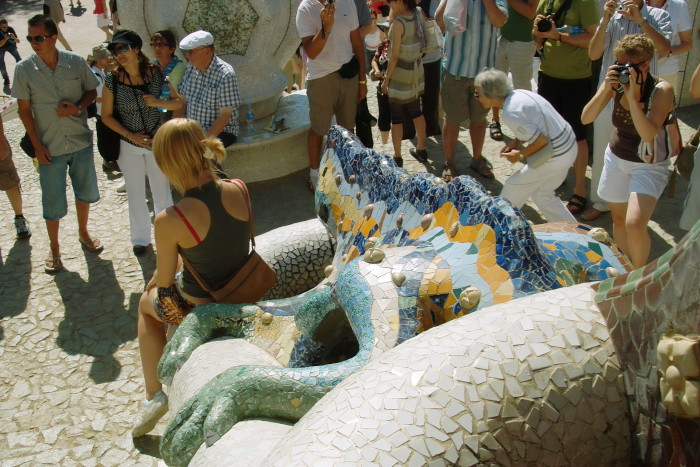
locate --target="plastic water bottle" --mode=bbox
[571,26,583,34]
[557,25,583,34]
[157,77,170,113]
[245,104,255,132]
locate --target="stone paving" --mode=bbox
[0,1,698,465]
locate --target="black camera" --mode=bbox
[613,62,641,84]
[536,16,553,32]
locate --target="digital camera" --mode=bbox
[613,62,641,84]
[536,17,553,32]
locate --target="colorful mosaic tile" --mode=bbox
[157,127,631,465]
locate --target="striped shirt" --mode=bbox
[12,51,99,157]
[179,56,240,136]
[599,5,672,82]
[502,90,576,157]
[443,0,508,78]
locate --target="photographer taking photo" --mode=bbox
[0,19,21,88]
[581,34,675,268]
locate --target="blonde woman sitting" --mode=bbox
[132,119,253,437]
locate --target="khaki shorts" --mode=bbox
[441,71,488,126]
[0,156,20,191]
[307,72,358,135]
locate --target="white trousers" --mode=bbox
[501,145,578,223]
[591,103,613,212]
[118,140,173,246]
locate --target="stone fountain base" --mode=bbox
[223,92,310,183]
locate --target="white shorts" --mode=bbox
[598,146,670,203]
[97,13,110,28]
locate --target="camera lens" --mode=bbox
[618,69,631,84]
[536,18,552,32]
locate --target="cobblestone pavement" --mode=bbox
[1,1,698,465]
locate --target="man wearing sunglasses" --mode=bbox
[12,15,101,273]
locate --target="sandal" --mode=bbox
[470,157,495,179]
[393,157,403,168]
[566,194,588,215]
[79,236,104,253]
[441,162,458,182]
[489,122,504,141]
[44,255,63,273]
[410,148,428,163]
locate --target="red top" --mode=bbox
[94,0,106,15]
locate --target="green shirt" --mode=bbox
[501,2,536,43]
[537,0,599,80]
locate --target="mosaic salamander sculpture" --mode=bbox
[157,126,629,465]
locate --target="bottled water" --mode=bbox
[157,77,170,113]
[246,104,255,132]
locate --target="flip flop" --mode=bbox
[489,122,504,141]
[80,236,104,253]
[470,157,495,179]
[441,162,458,182]
[44,255,62,274]
[566,194,588,215]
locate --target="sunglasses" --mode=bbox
[150,42,169,48]
[26,34,54,43]
[111,44,133,56]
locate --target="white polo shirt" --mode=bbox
[655,0,692,76]
[296,0,359,81]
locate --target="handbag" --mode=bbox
[675,126,699,181]
[443,0,468,34]
[177,179,278,304]
[338,55,360,79]
[19,133,35,158]
[416,8,442,55]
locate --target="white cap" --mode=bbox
[179,30,214,50]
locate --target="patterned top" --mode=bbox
[599,4,671,82]
[443,0,508,78]
[12,50,99,157]
[105,67,164,147]
[179,56,240,136]
[387,14,424,103]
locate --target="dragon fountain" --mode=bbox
[153,127,648,465]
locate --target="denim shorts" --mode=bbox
[39,145,100,221]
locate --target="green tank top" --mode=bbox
[179,180,251,298]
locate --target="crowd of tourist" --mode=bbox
[0,0,698,437]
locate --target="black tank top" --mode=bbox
[179,180,251,298]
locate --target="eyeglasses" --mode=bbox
[111,44,132,56]
[26,34,54,43]
[150,42,169,48]
[184,46,208,55]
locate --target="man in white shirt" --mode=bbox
[296,0,367,192]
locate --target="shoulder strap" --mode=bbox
[225,178,257,250]
[171,205,202,243]
[552,0,575,26]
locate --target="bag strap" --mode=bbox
[171,205,202,244]
[224,178,257,250]
[552,0,575,26]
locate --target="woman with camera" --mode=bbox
[474,69,577,223]
[582,34,674,268]
[131,118,255,437]
[101,30,182,255]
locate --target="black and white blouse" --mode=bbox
[105,66,164,147]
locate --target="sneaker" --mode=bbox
[14,216,31,239]
[132,391,168,437]
[116,181,126,194]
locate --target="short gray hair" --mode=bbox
[474,69,513,101]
